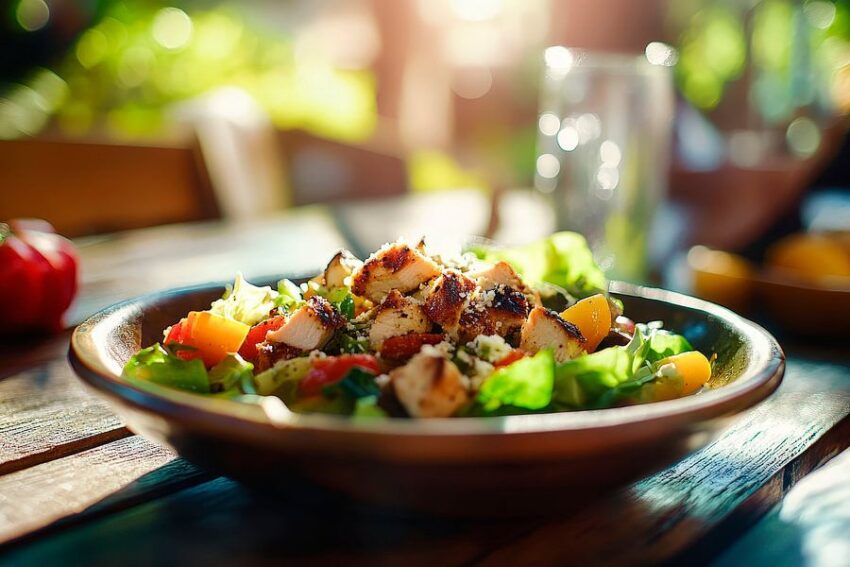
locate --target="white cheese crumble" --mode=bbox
[467,334,512,363]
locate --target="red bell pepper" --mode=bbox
[0,220,78,334]
[299,354,381,396]
[238,315,286,361]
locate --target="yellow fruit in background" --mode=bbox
[658,351,712,395]
[560,293,611,352]
[689,246,755,312]
[766,234,850,282]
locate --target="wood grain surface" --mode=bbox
[0,436,207,545]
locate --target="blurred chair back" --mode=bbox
[172,88,290,219]
[278,128,407,206]
[0,136,219,237]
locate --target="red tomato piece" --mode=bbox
[238,315,286,361]
[163,319,203,361]
[379,333,444,360]
[300,354,381,396]
[495,349,526,367]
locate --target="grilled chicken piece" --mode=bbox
[454,286,530,344]
[322,250,362,289]
[266,296,344,350]
[520,306,586,362]
[484,285,529,339]
[468,261,524,291]
[390,348,469,418]
[369,290,431,350]
[255,342,304,373]
[351,243,441,302]
[468,261,539,304]
[422,270,476,330]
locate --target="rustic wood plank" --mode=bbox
[711,446,850,566]
[0,435,208,546]
[0,356,126,475]
[0,474,527,567]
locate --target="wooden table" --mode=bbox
[1,192,849,566]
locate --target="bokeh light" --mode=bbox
[15,0,50,32]
[152,7,194,50]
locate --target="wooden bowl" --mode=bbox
[69,281,784,516]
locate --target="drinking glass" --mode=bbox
[535,46,675,282]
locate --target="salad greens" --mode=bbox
[468,232,607,299]
[477,350,554,412]
[123,344,209,393]
[208,354,253,393]
[122,235,713,419]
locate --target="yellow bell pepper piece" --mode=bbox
[658,351,712,395]
[184,311,250,367]
[560,294,612,352]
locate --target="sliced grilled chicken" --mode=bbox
[351,243,441,302]
[520,306,586,362]
[454,285,529,344]
[422,270,477,330]
[390,348,469,417]
[266,296,344,350]
[368,290,431,350]
[322,249,362,289]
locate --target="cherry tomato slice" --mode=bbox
[380,333,444,360]
[163,319,203,361]
[300,354,380,396]
[238,315,286,361]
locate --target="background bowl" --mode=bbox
[70,280,784,516]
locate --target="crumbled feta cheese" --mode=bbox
[467,334,512,363]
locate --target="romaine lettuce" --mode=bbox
[477,350,554,411]
[122,344,209,393]
[552,326,694,409]
[467,232,607,299]
[275,278,304,312]
[208,353,253,393]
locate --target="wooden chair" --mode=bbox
[0,135,219,237]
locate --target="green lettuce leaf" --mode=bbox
[208,354,254,393]
[275,278,304,312]
[552,327,650,408]
[644,328,693,363]
[210,273,278,325]
[467,232,607,299]
[553,325,695,409]
[122,344,209,393]
[477,350,554,411]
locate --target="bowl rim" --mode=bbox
[69,279,785,446]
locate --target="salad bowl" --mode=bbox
[70,280,784,515]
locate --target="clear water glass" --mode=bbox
[535,46,675,283]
